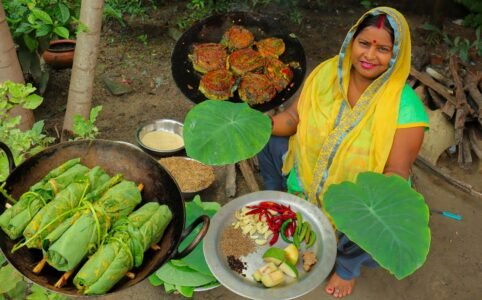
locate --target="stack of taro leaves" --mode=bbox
[0,159,173,295]
[190,25,295,106]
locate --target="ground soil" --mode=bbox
[33,2,481,299]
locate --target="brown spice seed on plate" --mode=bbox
[220,226,256,258]
[159,157,215,192]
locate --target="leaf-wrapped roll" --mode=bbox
[22,167,120,249]
[73,202,173,294]
[0,158,88,239]
[46,180,142,271]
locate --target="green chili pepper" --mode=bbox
[295,212,303,235]
[307,229,316,248]
[304,222,311,243]
[299,221,308,243]
[280,220,292,244]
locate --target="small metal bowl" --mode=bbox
[135,119,184,157]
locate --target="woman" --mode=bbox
[258,7,429,298]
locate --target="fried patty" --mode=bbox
[221,25,255,50]
[190,43,227,74]
[228,48,264,76]
[238,72,276,105]
[256,37,286,58]
[199,69,235,100]
[264,57,293,92]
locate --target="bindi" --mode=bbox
[373,40,377,44]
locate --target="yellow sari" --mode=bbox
[282,7,412,207]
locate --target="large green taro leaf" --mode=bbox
[324,172,431,279]
[184,100,271,165]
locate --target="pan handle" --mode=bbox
[172,215,210,260]
[0,141,15,175]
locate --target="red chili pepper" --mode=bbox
[246,208,264,215]
[281,68,290,75]
[269,231,279,245]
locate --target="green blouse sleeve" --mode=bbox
[397,84,429,129]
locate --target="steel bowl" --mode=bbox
[135,119,184,157]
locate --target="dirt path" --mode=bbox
[34,2,481,299]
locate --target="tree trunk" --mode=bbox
[0,3,34,130]
[61,0,105,140]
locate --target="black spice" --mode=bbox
[227,255,246,275]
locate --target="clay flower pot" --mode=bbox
[42,39,76,69]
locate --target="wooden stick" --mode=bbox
[150,244,161,251]
[415,156,482,200]
[427,87,446,109]
[468,126,482,159]
[225,164,236,198]
[126,272,136,279]
[410,67,458,107]
[33,257,47,274]
[461,132,473,168]
[449,56,468,145]
[464,72,482,125]
[137,183,144,192]
[54,270,74,288]
[238,160,260,192]
[425,66,455,90]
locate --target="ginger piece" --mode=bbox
[302,251,318,272]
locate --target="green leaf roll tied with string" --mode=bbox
[45,180,142,271]
[0,158,89,239]
[73,202,173,294]
[22,168,122,249]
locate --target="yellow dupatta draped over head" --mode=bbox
[282,7,412,207]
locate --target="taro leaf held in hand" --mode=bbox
[183,100,271,165]
[324,172,431,280]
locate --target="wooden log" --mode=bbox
[468,126,482,159]
[415,156,482,200]
[464,72,482,126]
[449,56,468,145]
[461,132,473,168]
[410,67,460,110]
[427,87,445,109]
[225,164,236,198]
[238,160,260,192]
[425,66,455,90]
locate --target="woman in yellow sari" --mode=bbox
[258,7,429,298]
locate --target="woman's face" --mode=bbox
[351,25,393,80]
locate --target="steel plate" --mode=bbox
[203,191,336,300]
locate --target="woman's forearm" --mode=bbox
[272,100,299,136]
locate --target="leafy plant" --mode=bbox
[324,172,431,280]
[183,101,271,165]
[0,81,54,181]
[360,0,375,9]
[103,0,157,25]
[137,34,148,46]
[455,0,482,28]
[3,0,81,92]
[72,105,102,140]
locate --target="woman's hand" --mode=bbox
[271,99,300,136]
[384,127,425,179]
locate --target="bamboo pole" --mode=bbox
[61,0,105,140]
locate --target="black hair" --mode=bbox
[353,14,394,43]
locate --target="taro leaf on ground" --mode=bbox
[183,101,271,165]
[324,172,431,280]
[154,262,216,287]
